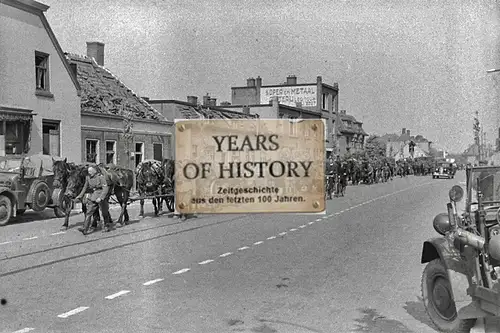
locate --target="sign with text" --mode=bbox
[260,85,317,107]
[175,119,325,214]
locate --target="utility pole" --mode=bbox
[474,111,481,163]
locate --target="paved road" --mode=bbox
[0,173,473,332]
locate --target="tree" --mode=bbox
[364,135,387,161]
[121,102,134,168]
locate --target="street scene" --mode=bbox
[0,173,455,333]
[3,0,500,332]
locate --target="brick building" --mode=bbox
[227,75,367,156]
[66,42,173,170]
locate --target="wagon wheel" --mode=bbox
[0,195,13,226]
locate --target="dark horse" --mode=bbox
[54,160,134,228]
[136,160,165,217]
[52,159,100,230]
[159,158,175,212]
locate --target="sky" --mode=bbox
[43,0,500,153]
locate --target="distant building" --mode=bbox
[66,42,173,169]
[0,0,82,161]
[382,128,434,159]
[230,75,339,153]
[227,75,367,156]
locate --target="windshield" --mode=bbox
[468,166,500,205]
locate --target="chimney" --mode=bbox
[256,76,262,87]
[203,94,210,106]
[406,130,410,136]
[209,98,217,107]
[247,77,255,87]
[69,63,78,78]
[187,96,198,105]
[287,75,297,85]
[243,106,250,114]
[86,41,104,66]
[402,128,406,135]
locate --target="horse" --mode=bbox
[98,164,134,225]
[136,160,165,217]
[159,158,175,212]
[52,159,100,230]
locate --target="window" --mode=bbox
[85,139,99,163]
[0,121,30,156]
[35,52,49,91]
[153,143,163,161]
[135,142,144,167]
[322,93,327,110]
[105,141,116,164]
[42,120,60,156]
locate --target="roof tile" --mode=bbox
[65,53,168,122]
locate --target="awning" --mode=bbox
[0,106,34,122]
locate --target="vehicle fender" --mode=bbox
[0,187,18,210]
[422,237,491,319]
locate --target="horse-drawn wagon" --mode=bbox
[0,154,65,226]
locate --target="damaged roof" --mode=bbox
[335,112,368,136]
[65,53,167,122]
[149,100,259,120]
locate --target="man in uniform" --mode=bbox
[75,166,112,235]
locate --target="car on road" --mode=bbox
[421,165,500,332]
[0,154,65,226]
[432,163,454,179]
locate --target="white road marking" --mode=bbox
[172,268,190,275]
[315,218,322,222]
[0,241,12,245]
[308,222,314,225]
[299,225,306,228]
[105,290,130,300]
[238,246,250,251]
[12,328,35,333]
[289,228,298,231]
[50,231,66,236]
[57,306,89,318]
[198,259,214,265]
[22,236,38,241]
[322,216,329,219]
[267,236,276,240]
[278,232,287,236]
[219,252,232,257]
[143,278,164,286]
[253,241,264,245]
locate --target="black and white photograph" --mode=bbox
[2,0,500,332]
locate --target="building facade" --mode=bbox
[66,42,173,170]
[0,0,82,161]
[228,76,367,156]
[230,75,339,153]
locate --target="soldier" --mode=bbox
[75,166,113,235]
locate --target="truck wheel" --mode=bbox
[0,195,13,226]
[421,259,476,332]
